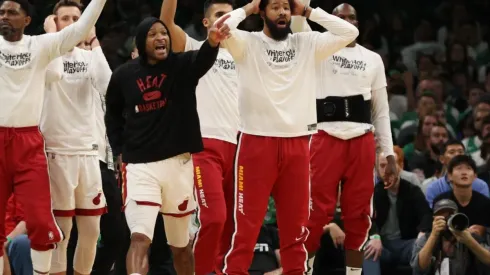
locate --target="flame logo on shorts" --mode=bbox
[178,199,189,211]
[92,193,102,205]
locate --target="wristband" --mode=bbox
[88,36,97,46]
[302,6,309,17]
[370,234,381,240]
[6,236,12,244]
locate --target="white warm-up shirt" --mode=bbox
[0,0,107,127]
[185,35,239,144]
[94,85,114,170]
[292,16,394,156]
[41,47,112,155]
[221,8,359,137]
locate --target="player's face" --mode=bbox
[0,1,30,37]
[56,6,81,31]
[448,163,475,187]
[333,5,358,28]
[203,3,233,30]
[262,0,291,41]
[145,23,169,62]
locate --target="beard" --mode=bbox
[0,24,14,37]
[264,16,291,41]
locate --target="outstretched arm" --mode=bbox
[91,47,112,96]
[300,6,359,60]
[104,72,125,158]
[160,0,187,52]
[39,0,107,62]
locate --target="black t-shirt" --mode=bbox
[249,225,280,275]
[105,42,218,164]
[433,190,490,227]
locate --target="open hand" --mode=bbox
[364,239,383,261]
[450,228,474,245]
[328,223,346,249]
[44,15,57,33]
[208,14,231,47]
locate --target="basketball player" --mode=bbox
[39,1,112,274]
[291,3,397,275]
[0,0,106,273]
[160,0,238,274]
[216,0,359,274]
[105,16,230,275]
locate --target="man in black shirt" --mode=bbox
[104,16,230,275]
[433,155,490,234]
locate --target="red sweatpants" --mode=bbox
[0,127,63,257]
[221,133,310,275]
[192,138,236,275]
[306,131,375,253]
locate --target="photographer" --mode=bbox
[411,156,490,275]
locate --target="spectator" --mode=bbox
[477,132,490,183]
[249,224,282,275]
[398,93,437,149]
[400,111,438,162]
[425,140,489,207]
[471,114,490,168]
[393,146,422,188]
[408,122,449,179]
[411,198,490,275]
[3,195,31,275]
[363,149,431,275]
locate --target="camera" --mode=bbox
[447,213,470,231]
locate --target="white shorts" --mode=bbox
[122,153,196,246]
[121,153,196,215]
[47,153,106,216]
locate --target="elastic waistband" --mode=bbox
[0,126,39,132]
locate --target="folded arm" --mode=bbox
[104,73,125,157]
[306,8,359,60]
[39,0,107,61]
[160,0,187,52]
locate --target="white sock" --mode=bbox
[31,249,52,274]
[307,256,315,275]
[346,266,362,275]
[0,256,4,275]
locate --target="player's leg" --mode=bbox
[159,153,196,275]
[0,128,13,275]
[214,141,237,272]
[44,154,78,275]
[123,162,162,275]
[306,132,346,254]
[271,136,310,275]
[192,139,229,275]
[72,155,106,275]
[221,133,278,274]
[12,129,63,274]
[341,133,376,275]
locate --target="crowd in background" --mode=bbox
[12,0,490,274]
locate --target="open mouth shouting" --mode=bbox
[276,18,288,28]
[155,43,167,55]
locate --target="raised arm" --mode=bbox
[301,7,359,60]
[220,1,258,61]
[371,55,394,157]
[160,0,187,52]
[290,0,312,33]
[104,72,125,158]
[39,0,107,61]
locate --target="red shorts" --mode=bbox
[306,131,375,252]
[0,127,63,257]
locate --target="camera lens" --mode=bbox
[448,213,470,231]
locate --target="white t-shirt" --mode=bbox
[317,45,394,156]
[41,47,112,155]
[185,35,239,144]
[0,0,107,127]
[221,8,359,137]
[94,87,114,170]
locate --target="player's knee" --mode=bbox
[73,217,100,275]
[170,244,192,262]
[129,233,152,253]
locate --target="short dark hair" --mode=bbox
[447,154,477,174]
[53,0,83,15]
[203,0,233,15]
[440,139,465,155]
[0,0,32,16]
[259,0,296,12]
